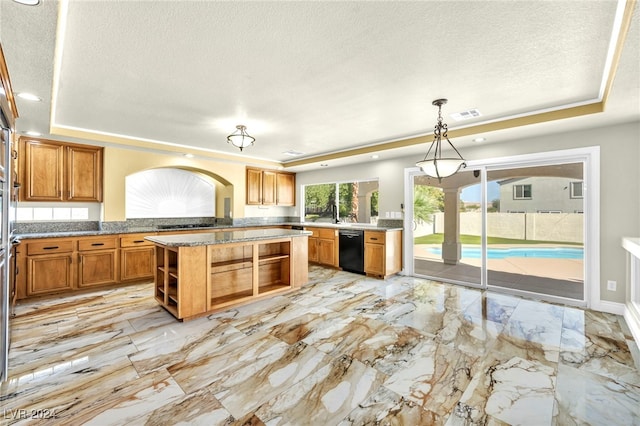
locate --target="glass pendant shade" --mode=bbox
[416,158,466,179]
[227,125,255,151]
[416,98,466,181]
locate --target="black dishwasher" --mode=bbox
[339,229,365,274]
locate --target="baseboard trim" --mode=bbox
[591,300,626,315]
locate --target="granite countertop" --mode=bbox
[146,229,311,247]
[15,226,221,240]
[292,222,403,231]
[16,222,402,240]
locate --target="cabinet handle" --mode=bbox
[43,246,59,250]
[91,243,105,246]
[370,238,378,241]
[133,240,145,243]
[11,150,17,159]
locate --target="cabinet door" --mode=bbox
[276,172,295,206]
[246,168,263,205]
[79,250,117,287]
[22,140,64,201]
[308,237,318,263]
[121,247,155,281]
[262,170,277,205]
[67,145,103,201]
[318,238,335,266]
[27,255,74,295]
[364,242,385,276]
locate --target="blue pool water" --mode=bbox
[428,247,583,259]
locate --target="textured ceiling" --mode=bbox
[1,0,638,171]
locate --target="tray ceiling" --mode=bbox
[1,0,638,170]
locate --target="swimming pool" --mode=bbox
[428,246,583,259]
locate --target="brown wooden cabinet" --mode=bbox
[120,234,155,282]
[152,233,308,320]
[305,227,338,267]
[25,239,75,296]
[246,167,295,206]
[307,228,319,263]
[77,236,118,288]
[246,167,263,205]
[18,234,145,299]
[364,230,402,279]
[276,172,295,206]
[262,170,277,205]
[155,244,208,319]
[19,137,103,202]
[67,144,103,201]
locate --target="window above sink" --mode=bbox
[303,180,379,225]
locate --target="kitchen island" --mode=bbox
[146,229,310,320]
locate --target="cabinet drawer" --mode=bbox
[364,231,385,244]
[318,228,337,239]
[78,236,117,251]
[120,234,155,247]
[26,240,74,255]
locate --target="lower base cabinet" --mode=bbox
[305,227,338,267]
[27,254,74,296]
[120,247,155,282]
[78,251,117,288]
[120,233,156,282]
[364,230,402,278]
[78,236,118,288]
[153,236,308,321]
[17,234,153,299]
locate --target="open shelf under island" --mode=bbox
[146,229,310,320]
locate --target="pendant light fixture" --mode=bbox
[227,125,255,151]
[416,99,466,181]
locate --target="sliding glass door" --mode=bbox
[412,169,482,287]
[485,163,584,300]
[406,149,593,305]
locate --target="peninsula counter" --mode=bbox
[146,229,310,320]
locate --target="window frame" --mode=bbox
[570,181,584,199]
[513,184,532,200]
[302,179,379,223]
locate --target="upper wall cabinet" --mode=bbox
[19,138,104,202]
[246,167,296,206]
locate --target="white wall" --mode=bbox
[295,121,640,304]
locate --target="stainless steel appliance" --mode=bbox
[1,112,13,382]
[338,229,364,274]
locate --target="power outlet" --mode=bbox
[607,280,617,291]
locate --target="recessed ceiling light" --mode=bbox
[473,137,486,143]
[16,92,42,102]
[371,154,379,159]
[12,0,40,5]
[24,130,41,136]
[320,163,329,167]
[183,153,194,158]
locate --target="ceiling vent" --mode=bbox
[282,150,305,157]
[450,109,482,121]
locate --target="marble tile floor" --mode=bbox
[1,265,639,425]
